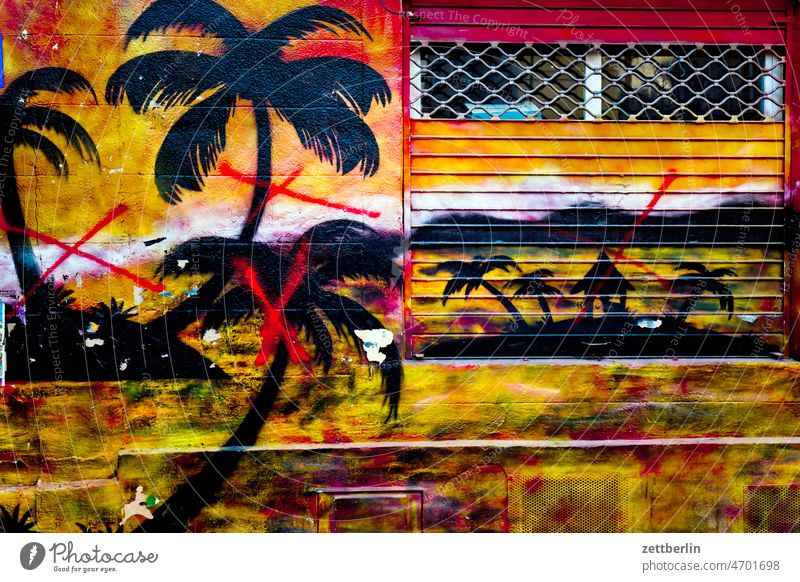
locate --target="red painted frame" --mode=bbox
[785,1,800,358]
[400,0,799,359]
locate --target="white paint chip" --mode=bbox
[133,286,145,306]
[85,338,105,348]
[353,329,394,364]
[202,328,222,344]
[176,259,189,269]
[636,319,662,329]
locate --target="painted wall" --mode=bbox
[0,0,799,533]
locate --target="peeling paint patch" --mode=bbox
[133,286,145,306]
[636,319,662,329]
[120,486,157,527]
[202,328,222,344]
[85,338,105,348]
[353,329,394,364]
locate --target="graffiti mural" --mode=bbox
[0,0,403,532]
[1,0,800,536]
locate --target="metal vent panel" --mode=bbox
[744,485,800,533]
[510,475,627,533]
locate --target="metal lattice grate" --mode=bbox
[744,485,800,533]
[410,42,785,121]
[509,475,627,533]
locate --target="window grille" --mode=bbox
[410,42,785,122]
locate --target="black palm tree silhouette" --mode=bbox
[509,268,562,324]
[0,504,35,532]
[138,221,401,531]
[434,255,525,328]
[106,0,391,242]
[0,68,100,298]
[674,262,735,323]
[571,251,635,318]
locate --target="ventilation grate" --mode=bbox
[510,475,627,533]
[744,485,800,533]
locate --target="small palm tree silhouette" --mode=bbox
[509,268,562,324]
[674,262,735,322]
[0,68,100,297]
[435,255,525,328]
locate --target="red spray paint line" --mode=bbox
[554,170,681,315]
[232,241,312,367]
[218,162,382,219]
[573,170,680,319]
[615,169,680,253]
[19,203,130,305]
[233,245,337,394]
[0,214,165,294]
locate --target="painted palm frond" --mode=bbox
[297,306,335,373]
[276,106,382,176]
[511,269,560,296]
[153,93,236,203]
[293,220,399,284]
[4,67,97,102]
[436,255,520,304]
[106,51,224,113]
[509,268,562,323]
[16,129,68,174]
[309,289,401,421]
[155,236,240,279]
[274,57,391,116]
[89,298,137,323]
[674,261,710,276]
[124,0,248,47]
[256,6,372,43]
[708,268,736,278]
[434,255,524,325]
[0,504,35,533]
[486,255,518,272]
[21,107,100,165]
